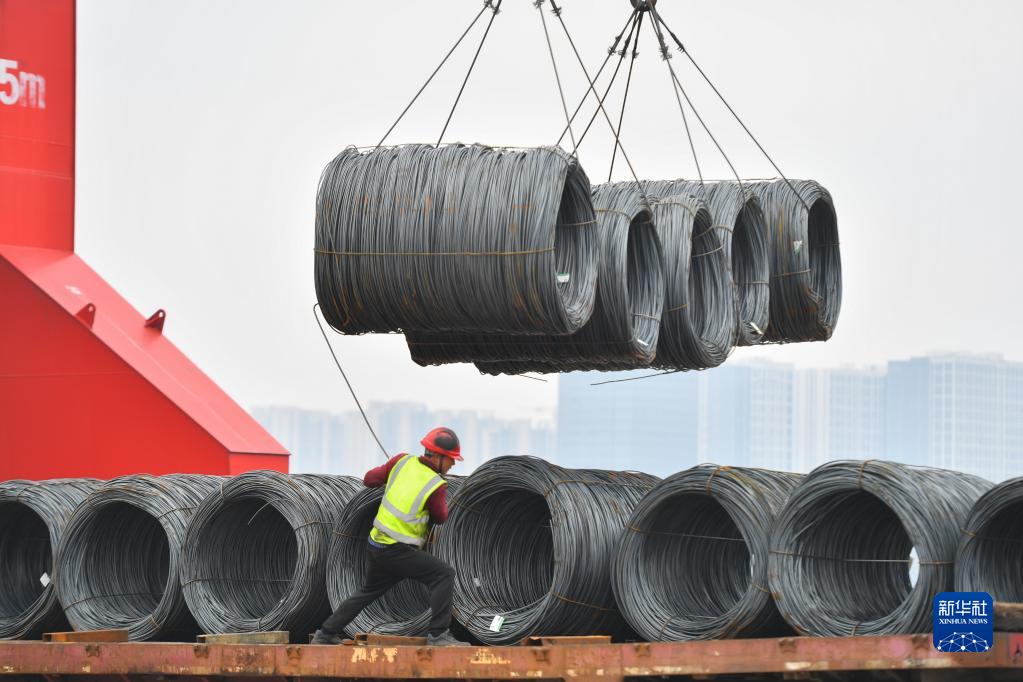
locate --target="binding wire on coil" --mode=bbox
[612,465,800,641]
[750,179,841,342]
[956,477,1023,600]
[181,471,361,641]
[314,144,599,336]
[325,477,469,638]
[768,460,991,637]
[55,475,220,641]
[637,185,735,369]
[405,182,664,373]
[433,456,658,644]
[0,478,98,640]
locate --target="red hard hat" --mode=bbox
[421,427,462,461]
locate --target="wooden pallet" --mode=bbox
[42,629,129,643]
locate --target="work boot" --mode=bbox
[426,630,471,646]
[310,629,342,645]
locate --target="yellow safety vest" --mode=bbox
[370,454,446,547]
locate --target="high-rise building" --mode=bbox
[885,353,1023,481]
[699,361,795,470]
[793,366,885,472]
[556,370,700,476]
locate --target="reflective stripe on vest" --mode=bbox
[370,454,445,547]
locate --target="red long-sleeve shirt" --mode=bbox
[364,453,448,524]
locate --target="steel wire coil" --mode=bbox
[55,475,219,641]
[749,180,841,342]
[404,182,664,373]
[433,456,658,644]
[648,181,770,346]
[769,460,991,637]
[181,471,361,641]
[611,465,800,641]
[325,477,468,637]
[955,477,1023,600]
[633,183,735,369]
[0,478,98,640]
[315,143,599,336]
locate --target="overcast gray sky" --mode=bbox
[74,0,1023,420]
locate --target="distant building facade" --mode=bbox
[556,370,700,475]
[252,403,553,476]
[885,354,1023,481]
[256,353,1023,482]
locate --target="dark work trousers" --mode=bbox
[321,541,455,636]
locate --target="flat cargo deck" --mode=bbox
[2,633,1023,681]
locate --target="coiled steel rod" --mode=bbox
[749,180,842,342]
[637,184,735,369]
[647,181,770,345]
[612,465,800,641]
[181,472,361,641]
[55,475,219,641]
[325,477,467,638]
[0,478,97,640]
[405,182,664,373]
[315,144,598,336]
[433,456,657,644]
[956,476,1023,600]
[769,460,991,636]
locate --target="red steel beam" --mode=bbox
[0,634,1021,679]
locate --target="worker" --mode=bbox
[311,427,470,646]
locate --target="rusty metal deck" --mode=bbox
[1,633,1022,680]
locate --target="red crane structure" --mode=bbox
[0,0,289,480]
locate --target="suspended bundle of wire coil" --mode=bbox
[404,182,664,373]
[55,475,219,641]
[955,476,1023,600]
[749,179,841,342]
[0,478,98,640]
[634,183,735,369]
[648,181,769,345]
[325,477,467,638]
[315,143,598,336]
[769,460,991,637]
[612,465,799,641]
[181,471,361,641]
[433,456,658,644]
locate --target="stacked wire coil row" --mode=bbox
[7,458,1008,644]
[612,465,800,641]
[55,475,220,641]
[180,471,362,642]
[0,478,98,640]
[433,456,659,644]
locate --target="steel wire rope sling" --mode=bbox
[749,179,842,342]
[636,183,735,369]
[405,182,665,372]
[0,478,98,640]
[432,456,658,644]
[180,471,361,641]
[955,476,1023,601]
[611,465,800,641]
[324,476,469,638]
[768,460,992,637]
[315,143,598,336]
[54,475,219,641]
[647,181,770,346]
